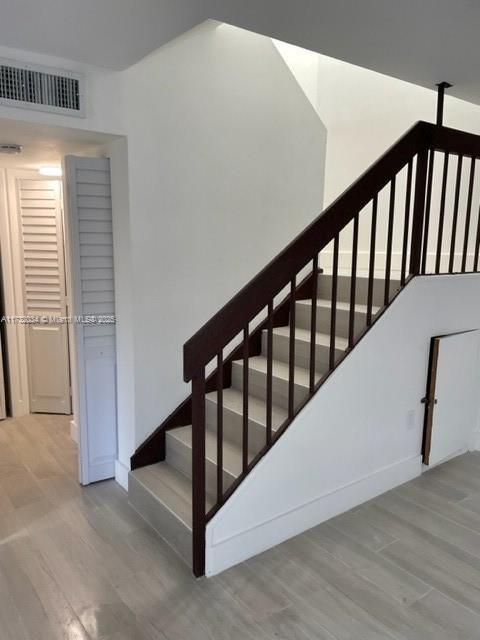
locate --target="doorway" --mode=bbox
[422,329,480,467]
[0,117,121,486]
[16,173,72,415]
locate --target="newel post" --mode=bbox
[409,147,429,275]
[191,370,206,577]
[436,81,452,126]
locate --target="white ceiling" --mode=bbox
[1,0,480,104]
[0,0,211,70]
[0,118,116,169]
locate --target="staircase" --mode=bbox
[129,274,394,565]
[129,121,480,576]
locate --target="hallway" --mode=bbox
[2,414,480,639]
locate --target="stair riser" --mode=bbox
[317,275,397,307]
[205,399,277,454]
[295,302,368,338]
[262,332,342,371]
[128,474,192,566]
[231,361,309,411]
[166,432,236,496]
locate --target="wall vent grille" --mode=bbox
[0,59,84,117]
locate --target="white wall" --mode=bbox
[275,42,480,275]
[275,41,480,205]
[120,21,327,447]
[206,273,480,575]
[0,23,328,482]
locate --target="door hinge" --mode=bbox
[421,397,438,406]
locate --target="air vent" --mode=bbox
[0,143,22,154]
[0,59,84,117]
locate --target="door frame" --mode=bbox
[1,144,123,489]
[0,169,74,418]
[421,336,440,465]
[16,176,72,415]
[0,168,30,416]
[422,329,480,465]
[63,157,88,482]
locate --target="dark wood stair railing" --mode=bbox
[132,121,480,577]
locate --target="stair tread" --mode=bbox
[297,298,381,314]
[272,326,349,350]
[130,462,213,529]
[169,425,243,476]
[234,355,322,387]
[206,387,287,428]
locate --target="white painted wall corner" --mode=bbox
[70,419,78,444]
[115,459,130,491]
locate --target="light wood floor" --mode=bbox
[2,415,480,639]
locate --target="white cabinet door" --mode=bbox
[423,330,480,467]
[18,178,71,414]
[65,156,117,484]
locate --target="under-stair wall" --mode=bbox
[205,273,480,575]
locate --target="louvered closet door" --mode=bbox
[18,178,72,414]
[65,156,117,484]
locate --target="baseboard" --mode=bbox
[205,454,421,576]
[115,459,130,491]
[70,420,78,444]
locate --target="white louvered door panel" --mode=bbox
[18,178,71,414]
[65,156,117,484]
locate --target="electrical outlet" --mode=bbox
[406,409,416,430]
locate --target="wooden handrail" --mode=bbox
[431,124,480,158]
[183,120,433,381]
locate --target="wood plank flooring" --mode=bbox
[1,414,480,639]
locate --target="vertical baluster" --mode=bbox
[475,202,480,272]
[242,326,249,472]
[384,177,396,305]
[266,301,273,445]
[349,215,359,348]
[409,149,429,275]
[435,152,449,274]
[330,235,339,369]
[421,149,435,274]
[400,161,413,286]
[216,352,223,504]
[462,157,476,272]
[192,371,206,577]
[309,256,318,393]
[367,196,378,325]
[449,154,463,273]
[288,277,296,419]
